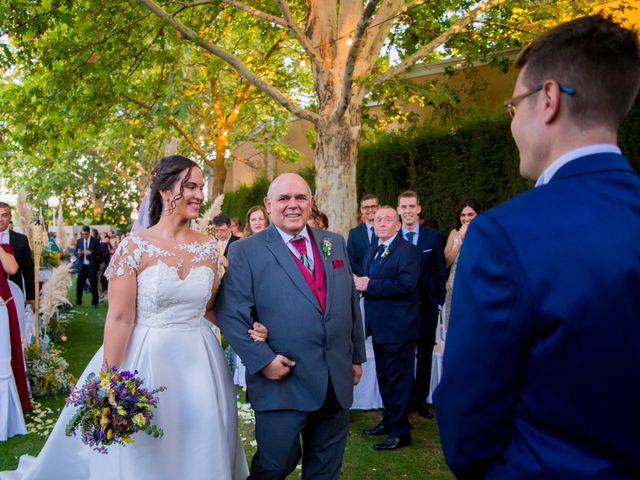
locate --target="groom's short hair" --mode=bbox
[515,14,640,130]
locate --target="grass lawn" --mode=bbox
[1,298,454,479]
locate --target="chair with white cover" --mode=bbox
[427,307,446,403]
[351,297,383,410]
[0,299,27,441]
[8,281,25,341]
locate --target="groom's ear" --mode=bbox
[264,196,271,214]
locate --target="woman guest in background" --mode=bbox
[443,199,480,330]
[308,204,329,229]
[0,242,31,420]
[229,218,244,239]
[243,205,269,236]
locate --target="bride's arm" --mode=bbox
[103,271,137,368]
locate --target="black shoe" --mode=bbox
[417,404,434,419]
[362,424,388,436]
[92,304,99,309]
[373,435,412,451]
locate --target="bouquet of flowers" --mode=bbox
[65,366,166,453]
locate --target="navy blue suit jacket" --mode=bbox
[412,226,446,310]
[435,153,640,479]
[363,234,420,344]
[347,223,373,276]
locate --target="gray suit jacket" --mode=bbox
[216,224,366,412]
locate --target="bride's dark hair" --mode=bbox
[148,155,199,227]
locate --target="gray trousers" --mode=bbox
[249,383,349,480]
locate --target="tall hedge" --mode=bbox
[358,96,640,235]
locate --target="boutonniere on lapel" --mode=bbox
[380,244,391,260]
[321,238,332,260]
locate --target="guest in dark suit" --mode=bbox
[0,202,35,304]
[216,173,366,479]
[355,206,420,451]
[346,194,379,276]
[435,15,640,479]
[397,191,446,419]
[75,225,100,307]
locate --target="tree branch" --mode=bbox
[138,0,321,126]
[172,0,286,27]
[331,0,380,122]
[275,0,321,64]
[371,0,504,87]
[124,93,208,162]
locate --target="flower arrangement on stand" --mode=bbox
[65,366,166,453]
[23,343,75,397]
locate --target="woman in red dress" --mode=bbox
[0,243,32,412]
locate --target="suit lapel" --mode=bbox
[310,228,333,315]
[264,225,321,312]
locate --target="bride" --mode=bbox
[1,155,266,479]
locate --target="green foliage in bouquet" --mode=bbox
[24,344,75,397]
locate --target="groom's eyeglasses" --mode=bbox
[504,83,576,119]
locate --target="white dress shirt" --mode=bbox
[536,144,621,187]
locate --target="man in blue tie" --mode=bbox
[435,14,640,479]
[355,206,420,450]
[347,194,379,276]
[397,191,446,419]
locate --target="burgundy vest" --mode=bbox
[288,234,326,312]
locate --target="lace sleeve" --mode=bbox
[104,236,144,280]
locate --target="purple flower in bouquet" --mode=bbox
[65,365,166,454]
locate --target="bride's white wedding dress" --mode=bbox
[1,236,249,480]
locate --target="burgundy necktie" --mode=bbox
[291,237,313,273]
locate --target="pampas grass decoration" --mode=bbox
[197,194,224,234]
[16,189,33,244]
[39,263,73,333]
[56,204,67,252]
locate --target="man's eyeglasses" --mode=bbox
[503,84,576,119]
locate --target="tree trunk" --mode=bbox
[314,111,361,237]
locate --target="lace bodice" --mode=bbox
[105,236,219,330]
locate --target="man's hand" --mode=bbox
[353,364,363,385]
[261,354,295,380]
[249,322,268,342]
[353,275,370,292]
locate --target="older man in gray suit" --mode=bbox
[216,173,366,480]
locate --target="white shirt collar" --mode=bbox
[274,225,311,245]
[401,225,419,235]
[378,233,398,247]
[535,144,621,187]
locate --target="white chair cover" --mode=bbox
[427,307,446,403]
[8,281,25,341]
[351,297,383,410]
[0,300,27,441]
[232,354,247,388]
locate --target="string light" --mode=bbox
[199,124,205,130]
[345,36,353,46]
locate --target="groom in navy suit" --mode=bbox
[435,15,640,479]
[217,173,366,479]
[354,206,420,450]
